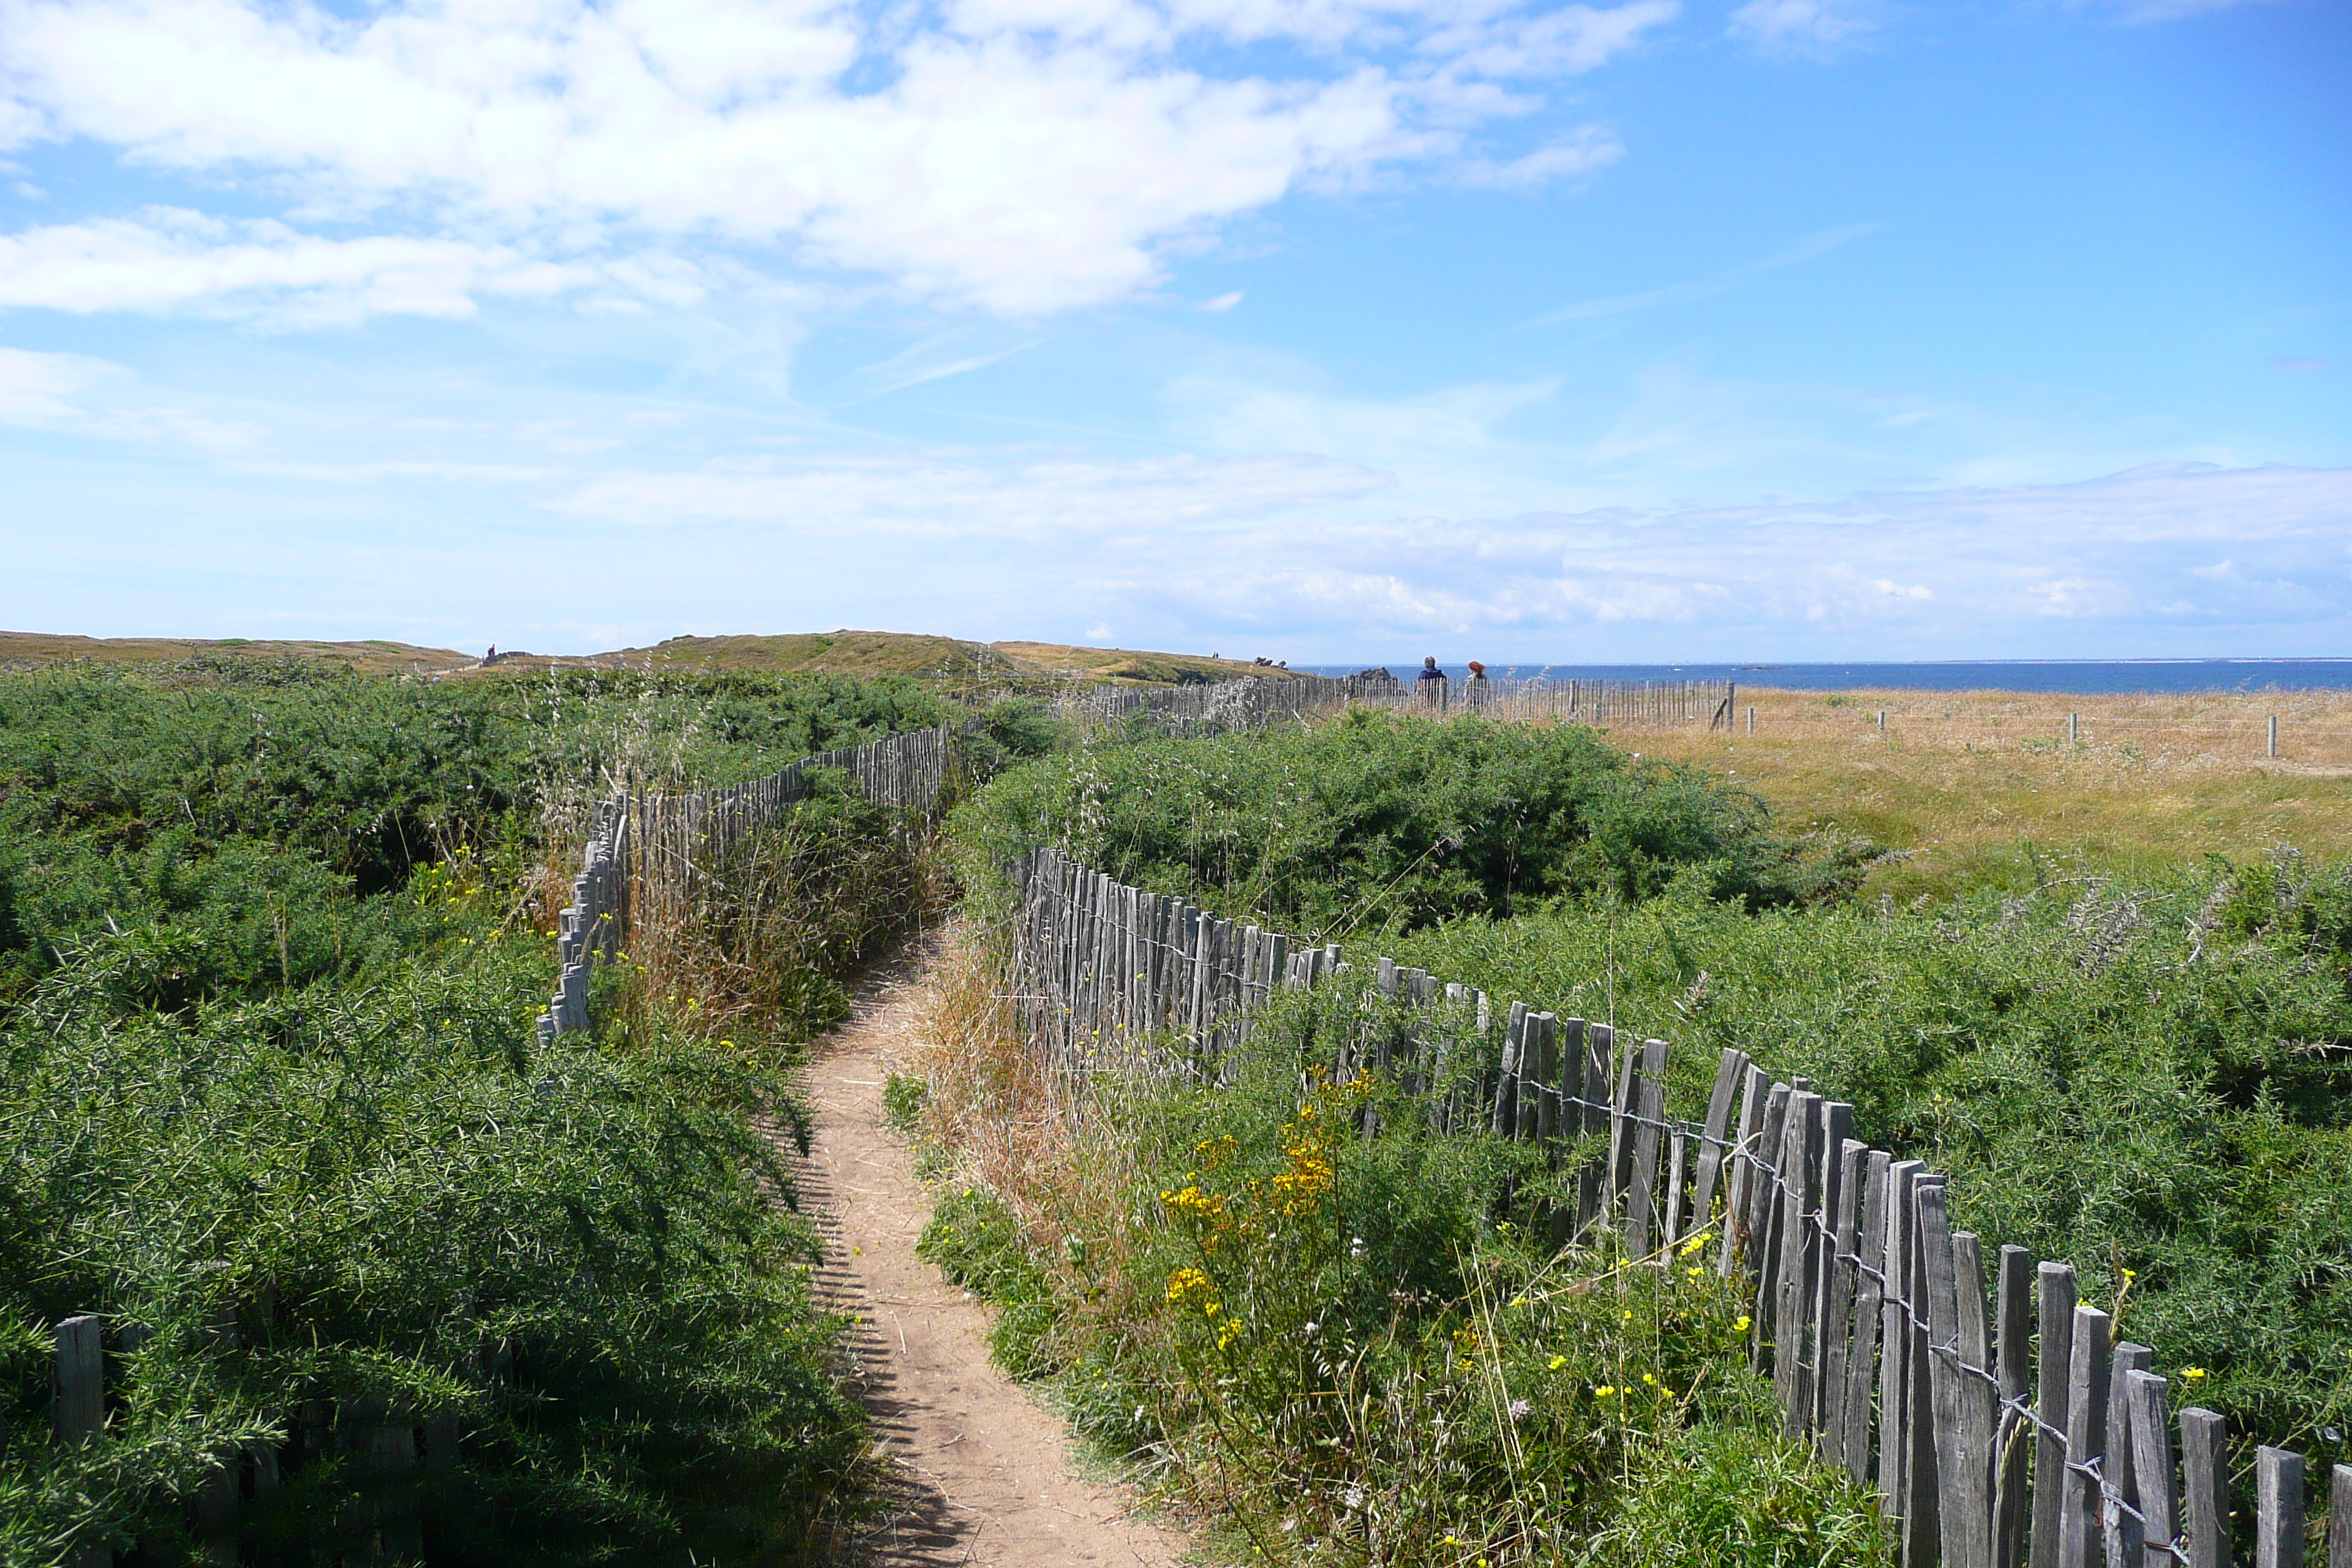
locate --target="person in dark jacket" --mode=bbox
[1416,657,1447,709]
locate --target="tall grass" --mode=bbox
[909,941,1895,1567]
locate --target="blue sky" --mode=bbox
[0,0,2345,661]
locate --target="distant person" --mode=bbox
[1417,656,1447,710]
[485,644,497,664]
[1464,660,1490,709]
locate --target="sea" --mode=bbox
[1292,660,2352,695]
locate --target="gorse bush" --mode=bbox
[947,712,2352,1491]
[951,709,1876,936]
[0,661,948,1005]
[1382,857,2352,1460]
[0,935,856,1565]
[0,658,951,1564]
[915,976,1893,1567]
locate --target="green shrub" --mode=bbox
[0,660,957,1562]
[0,935,860,1564]
[1382,858,2352,1458]
[951,709,1874,935]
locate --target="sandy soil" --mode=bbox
[788,936,1191,1568]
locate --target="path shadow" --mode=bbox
[778,926,992,1567]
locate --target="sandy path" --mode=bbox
[789,936,1191,1568]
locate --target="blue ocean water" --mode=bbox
[1294,660,2352,694]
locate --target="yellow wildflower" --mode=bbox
[1166,1267,1213,1305]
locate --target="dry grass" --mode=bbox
[912,930,1085,1224]
[909,928,1155,1301]
[0,630,472,674]
[1624,685,2352,898]
[987,640,1280,685]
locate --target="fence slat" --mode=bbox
[1719,1063,1768,1279]
[1903,1175,1946,1567]
[2332,1464,2352,1568]
[2181,1408,2233,1568]
[1821,1137,1866,1460]
[1918,1184,1980,1567]
[1994,1245,2035,1568]
[2058,1302,2114,1568]
[1880,1159,1927,1520]
[1843,1148,1893,1490]
[1691,1047,1749,1243]
[2108,1342,2155,1564]
[2122,1368,2180,1568]
[53,1315,103,1441]
[1811,1104,1855,1433]
[1953,1231,2000,1568]
[1626,1039,1670,1257]
[2032,1263,2079,1568]
[2258,1447,2305,1568]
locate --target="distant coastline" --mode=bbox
[1294,659,2352,695]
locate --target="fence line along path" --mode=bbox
[1052,673,1739,733]
[538,723,955,1039]
[1003,843,2349,1568]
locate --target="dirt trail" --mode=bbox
[790,935,1190,1568]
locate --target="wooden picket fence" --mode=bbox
[536,724,955,1039]
[1006,844,2351,1568]
[1053,674,1738,733]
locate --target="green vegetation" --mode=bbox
[951,709,1876,935]
[936,706,2352,1545]
[0,659,951,1565]
[916,989,1894,1566]
[1381,859,2352,1457]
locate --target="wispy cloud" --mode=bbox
[1458,125,1627,189]
[827,331,1043,405]
[1526,222,1881,327]
[1726,0,1878,55]
[0,208,706,325]
[2108,0,2285,22]
[0,344,260,446]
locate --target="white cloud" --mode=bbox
[1726,0,1875,54]
[1458,124,1624,188]
[0,344,260,445]
[1202,290,1244,312]
[2110,0,2283,20]
[0,0,1677,318]
[1031,460,2352,649]
[0,208,702,324]
[545,448,1398,537]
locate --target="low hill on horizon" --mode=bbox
[0,627,1292,686]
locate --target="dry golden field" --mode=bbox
[1627,685,2352,897]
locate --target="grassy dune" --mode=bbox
[0,631,474,675]
[1,627,1277,687]
[1630,685,2352,897]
